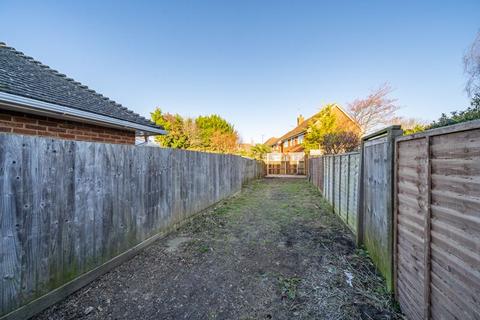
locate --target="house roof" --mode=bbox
[277,115,313,142]
[0,42,164,134]
[277,105,360,143]
[264,136,279,146]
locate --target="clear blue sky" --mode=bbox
[1,1,479,143]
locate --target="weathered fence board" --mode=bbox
[0,133,264,319]
[395,120,480,320]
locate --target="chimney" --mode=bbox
[297,114,305,126]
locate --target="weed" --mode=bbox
[278,275,302,300]
[355,247,369,257]
[213,206,230,216]
[198,245,210,253]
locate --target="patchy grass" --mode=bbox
[278,275,302,300]
[197,244,210,253]
[38,178,402,320]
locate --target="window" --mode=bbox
[298,134,304,144]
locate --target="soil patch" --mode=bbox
[37,178,402,320]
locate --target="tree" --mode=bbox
[151,109,239,153]
[182,117,202,149]
[151,108,190,148]
[195,115,237,149]
[210,130,239,153]
[320,131,360,154]
[249,144,271,160]
[464,31,480,96]
[429,93,480,129]
[303,104,339,152]
[348,83,400,134]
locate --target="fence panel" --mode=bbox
[333,156,341,215]
[362,136,393,288]
[0,133,264,319]
[339,155,349,222]
[359,126,402,291]
[395,120,480,320]
[308,153,359,234]
[324,156,332,203]
[347,155,359,231]
[395,137,427,320]
[308,156,324,193]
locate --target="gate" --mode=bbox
[265,152,306,175]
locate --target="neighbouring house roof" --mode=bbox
[0,42,165,135]
[278,117,312,142]
[264,136,279,146]
[277,105,360,143]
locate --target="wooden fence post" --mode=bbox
[424,136,432,320]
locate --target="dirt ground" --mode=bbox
[37,178,402,320]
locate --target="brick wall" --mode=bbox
[0,109,136,144]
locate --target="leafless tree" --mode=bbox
[348,83,400,134]
[391,116,427,134]
[464,31,480,96]
[391,116,426,129]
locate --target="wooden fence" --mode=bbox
[309,122,480,319]
[394,120,480,320]
[308,126,401,290]
[309,153,359,232]
[0,133,264,320]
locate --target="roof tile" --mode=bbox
[0,43,163,130]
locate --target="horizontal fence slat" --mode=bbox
[396,123,480,319]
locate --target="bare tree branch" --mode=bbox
[347,83,400,134]
[464,31,480,97]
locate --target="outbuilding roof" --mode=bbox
[0,42,164,134]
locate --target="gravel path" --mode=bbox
[37,178,401,320]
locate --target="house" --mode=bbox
[263,136,279,147]
[264,104,360,175]
[265,104,360,154]
[0,42,165,144]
